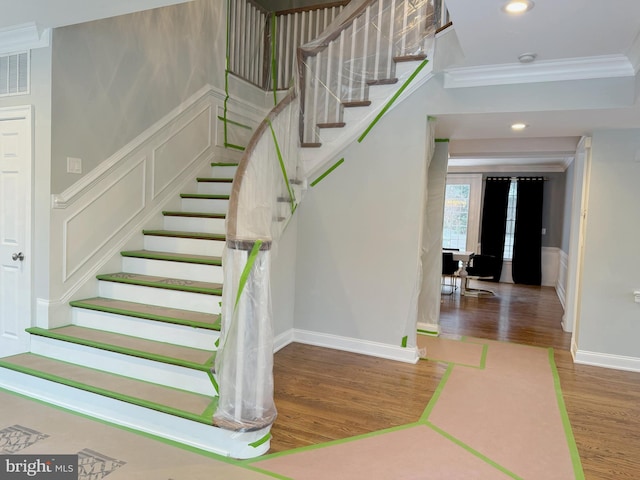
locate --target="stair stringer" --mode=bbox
[300,57,435,181]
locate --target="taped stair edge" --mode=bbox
[0,367,271,459]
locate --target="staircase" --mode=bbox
[0,160,273,459]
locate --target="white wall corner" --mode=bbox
[573,349,640,373]
[36,297,70,329]
[273,329,294,353]
[0,22,50,55]
[626,29,640,74]
[293,329,420,364]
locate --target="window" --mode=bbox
[503,180,517,259]
[442,174,482,252]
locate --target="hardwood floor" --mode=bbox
[270,281,640,479]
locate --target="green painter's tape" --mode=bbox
[234,240,263,310]
[224,0,231,148]
[207,370,219,394]
[420,363,453,423]
[202,397,219,419]
[249,432,271,448]
[271,13,278,105]
[0,386,282,473]
[217,115,252,130]
[0,359,212,425]
[401,336,408,348]
[426,422,524,480]
[224,143,246,151]
[417,328,438,336]
[268,120,296,213]
[548,348,586,479]
[435,138,450,142]
[358,59,429,143]
[310,158,344,187]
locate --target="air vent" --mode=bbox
[0,51,29,97]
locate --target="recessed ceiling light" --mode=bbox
[511,123,528,131]
[502,0,534,14]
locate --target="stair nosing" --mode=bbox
[196,177,234,183]
[142,230,226,241]
[120,250,222,266]
[70,298,221,331]
[26,326,215,372]
[162,211,226,219]
[180,193,230,200]
[0,355,216,425]
[96,272,222,295]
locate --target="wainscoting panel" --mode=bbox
[151,106,212,199]
[556,249,568,309]
[63,159,146,280]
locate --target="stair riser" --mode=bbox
[210,165,238,178]
[181,197,229,215]
[0,368,270,458]
[30,336,216,396]
[98,281,221,314]
[144,235,225,257]
[197,182,233,195]
[121,257,224,284]
[164,216,226,235]
[72,308,219,351]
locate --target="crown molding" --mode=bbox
[627,30,640,74]
[447,154,574,173]
[0,22,50,55]
[444,54,635,89]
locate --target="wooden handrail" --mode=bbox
[226,89,297,241]
[275,1,350,17]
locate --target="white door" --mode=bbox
[0,107,32,357]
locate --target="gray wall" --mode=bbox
[293,93,428,347]
[50,0,227,193]
[576,129,640,358]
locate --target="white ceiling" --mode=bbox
[1,0,639,168]
[435,0,640,166]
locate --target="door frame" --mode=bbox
[0,105,33,355]
[563,136,591,342]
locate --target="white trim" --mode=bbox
[627,29,640,74]
[556,249,568,311]
[0,23,50,55]
[447,159,571,173]
[51,85,219,209]
[292,329,420,364]
[444,54,635,89]
[273,329,294,353]
[417,321,440,334]
[573,349,640,373]
[0,367,270,458]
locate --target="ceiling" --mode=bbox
[1,0,639,168]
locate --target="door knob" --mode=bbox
[12,252,24,261]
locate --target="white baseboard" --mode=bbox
[292,329,420,364]
[573,348,640,373]
[417,322,440,335]
[273,329,294,353]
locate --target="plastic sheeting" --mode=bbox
[215,0,440,433]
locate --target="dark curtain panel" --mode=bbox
[512,177,544,285]
[480,177,511,281]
